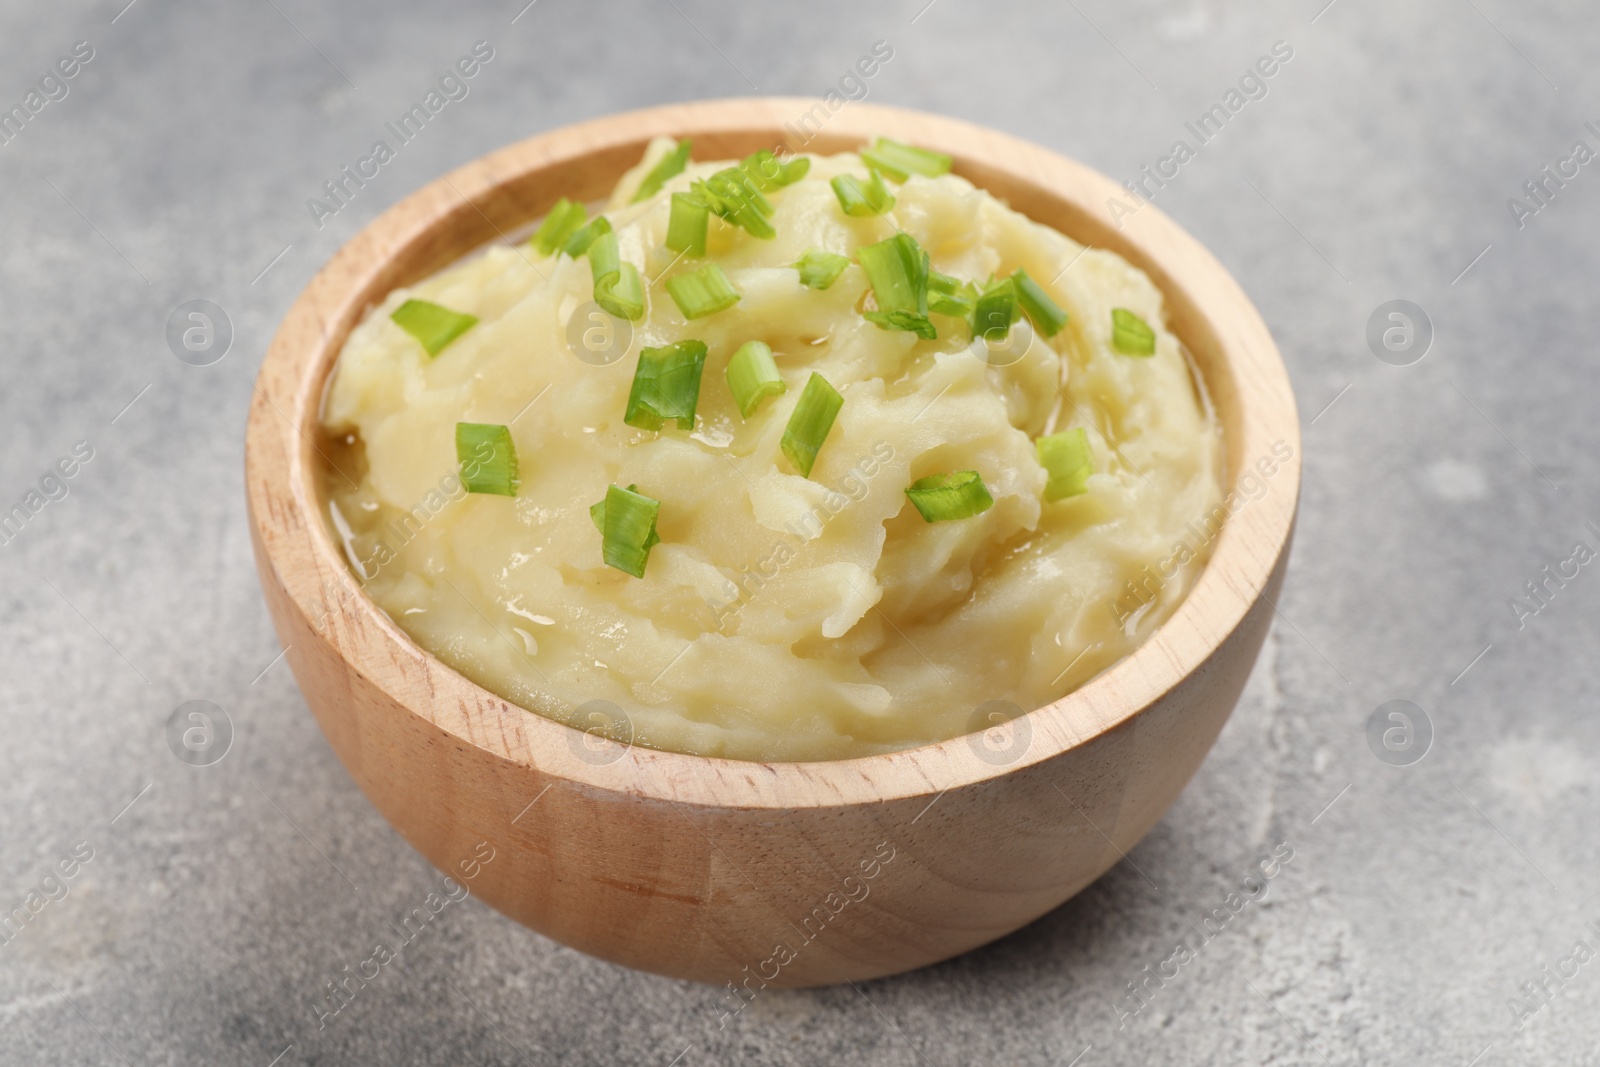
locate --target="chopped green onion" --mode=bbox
[830,170,895,216]
[588,483,660,543]
[587,229,620,274]
[928,290,974,317]
[589,483,661,578]
[666,192,710,256]
[740,149,811,190]
[1036,428,1093,501]
[863,308,936,338]
[1012,269,1069,337]
[904,471,994,522]
[725,341,785,418]
[781,373,843,478]
[928,270,977,317]
[624,340,708,431]
[859,234,927,312]
[794,249,851,290]
[971,277,1020,341]
[530,198,587,256]
[693,167,776,239]
[587,231,645,321]
[860,138,953,183]
[391,299,479,357]
[563,215,612,258]
[1111,308,1157,356]
[666,263,740,319]
[630,138,693,203]
[858,232,935,340]
[455,422,519,496]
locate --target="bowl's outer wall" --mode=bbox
[245,99,1301,987]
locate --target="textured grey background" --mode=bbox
[0,0,1594,1063]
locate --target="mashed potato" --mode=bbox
[321,139,1224,762]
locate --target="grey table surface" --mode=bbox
[1,0,1594,1063]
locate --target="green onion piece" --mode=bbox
[904,471,994,522]
[1111,308,1157,355]
[604,265,645,322]
[587,231,645,321]
[725,341,785,418]
[860,137,953,183]
[624,340,708,431]
[858,232,935,339]
[666,192,710,256]
[666,263,741,319]
[693,168,776,239]
[830,170,895,216]
[780,373,843,478]
[391,299,480,357]
[588,229,620,279]
[928,290,973,317]
[863,308,937,339]
[794,249,851,290]
[592,483,659,543]
[530,198,587,256]
[972,277,1020,341]
[928,270,976,318]
[563,215,612,258]
[1012,269,1069,337]
[859,233,928,313]
[455,422,519,496]
[630,139,692,203]
[740,149,811,190]
[1036,428,1094,501]
[590,483,661,578]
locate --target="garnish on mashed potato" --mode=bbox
[321,136,1224,761]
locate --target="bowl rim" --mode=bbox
[245,97,1300,810]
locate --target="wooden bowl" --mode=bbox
[246,99,1299,988]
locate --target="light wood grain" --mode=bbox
[245,99,1299,987]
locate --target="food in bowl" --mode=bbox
[319,136,1224,762]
